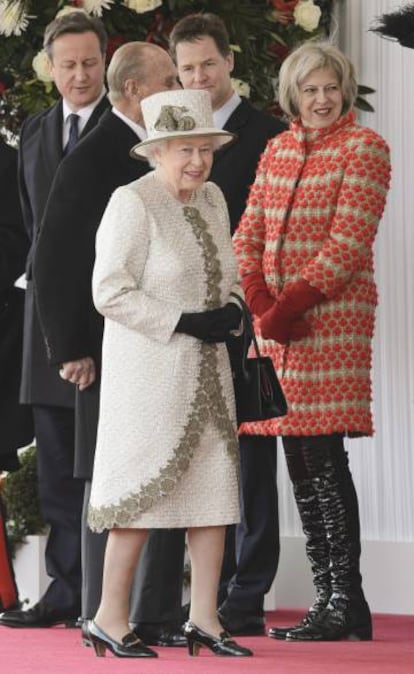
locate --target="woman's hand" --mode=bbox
[206,303,242,341]
[260,278,325,344]
[261,313,312,344]
[175,303,242,342]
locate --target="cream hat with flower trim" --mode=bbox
[130,89,236,160]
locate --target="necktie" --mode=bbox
[64,113,79,155]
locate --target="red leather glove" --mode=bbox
[241,271,274,317]
[260,278,325,344]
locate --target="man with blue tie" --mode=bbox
[0,11,109,628]
[33,41,187,647]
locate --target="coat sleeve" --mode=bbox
[0,144,29,291]
[92,185,182,344]
[34,150,105,365]
[301,130,391,298]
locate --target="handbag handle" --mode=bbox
[230,293,262,378]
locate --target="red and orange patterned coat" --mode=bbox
[233,111,391,437]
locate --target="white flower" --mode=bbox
[231,78,250,99]
[32,49,53,83]
[293,0,322,33]
[122,0,162,14]
[81,0,114,17]
[56,7,88,19]
[0,0,31,37]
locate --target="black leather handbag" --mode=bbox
[230,296,288,423]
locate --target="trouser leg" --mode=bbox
[130,528,186,624]
[81,480,107,620]
[220,434,279,616]
[33,405,83,613]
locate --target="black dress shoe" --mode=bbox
[0,602,79,628]
[269,615,314,640]
[217,608,265,636]
[133,621,187,647]
[268,598,329,640]
[184,621,253,657]
[86,620,158,658]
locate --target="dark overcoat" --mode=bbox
[18,96,109,407]
[34,110,150,477]
[210,97,286,234]
[0,140,33,460]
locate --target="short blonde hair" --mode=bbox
[278,42,358,119]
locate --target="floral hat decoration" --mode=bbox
[371,3,414,49]
[130,89,235,160]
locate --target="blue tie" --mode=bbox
[65,113,79,155]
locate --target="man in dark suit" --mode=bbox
[169,13,286,636]
[0,138,33,475]
[32,42,186,647]
[0,138,33,613]
[0,12,108,629]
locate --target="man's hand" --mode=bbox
[59,357,96,391]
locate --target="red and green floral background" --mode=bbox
[0,0,340,138]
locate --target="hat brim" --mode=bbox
[130,129,236,161]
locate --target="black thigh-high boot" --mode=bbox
[286,435,372,641]
[269,436,331,640]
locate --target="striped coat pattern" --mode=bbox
[233,111,391,437]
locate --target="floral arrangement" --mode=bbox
[0,0,339,137]
[0,446,46,556]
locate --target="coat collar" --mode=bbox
[222,97,252,133]
[40,99,64,173]
[39,96,109,175]
[290,110,356,149]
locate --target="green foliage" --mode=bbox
[1,447,46,556]
[0,0,335,138]
[356,84,375,113]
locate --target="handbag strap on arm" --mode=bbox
[230,293,262,377]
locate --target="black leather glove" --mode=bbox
[175,303,241,342]
[175,310,217,341]
[206,302,242,341]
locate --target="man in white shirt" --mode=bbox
[0,11,108,629]
[33,41,186,648]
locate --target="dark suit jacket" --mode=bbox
[34,109,151,477]
[210,99,285,378]
[18,96,109,407]
[0,140,33,459]
[210,98,286,234]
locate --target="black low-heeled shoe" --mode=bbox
[86,620,158,658]
[183,621,253,657]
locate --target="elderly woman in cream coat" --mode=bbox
[86,89,252,659]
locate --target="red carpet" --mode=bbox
[0,610,413,674]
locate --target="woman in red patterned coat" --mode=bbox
[233,42,391,642]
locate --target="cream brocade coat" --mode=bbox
[88,172,241,532]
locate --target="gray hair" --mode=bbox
[107,42,165,104]
[278,42,358,119]
[43,11,107,60]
